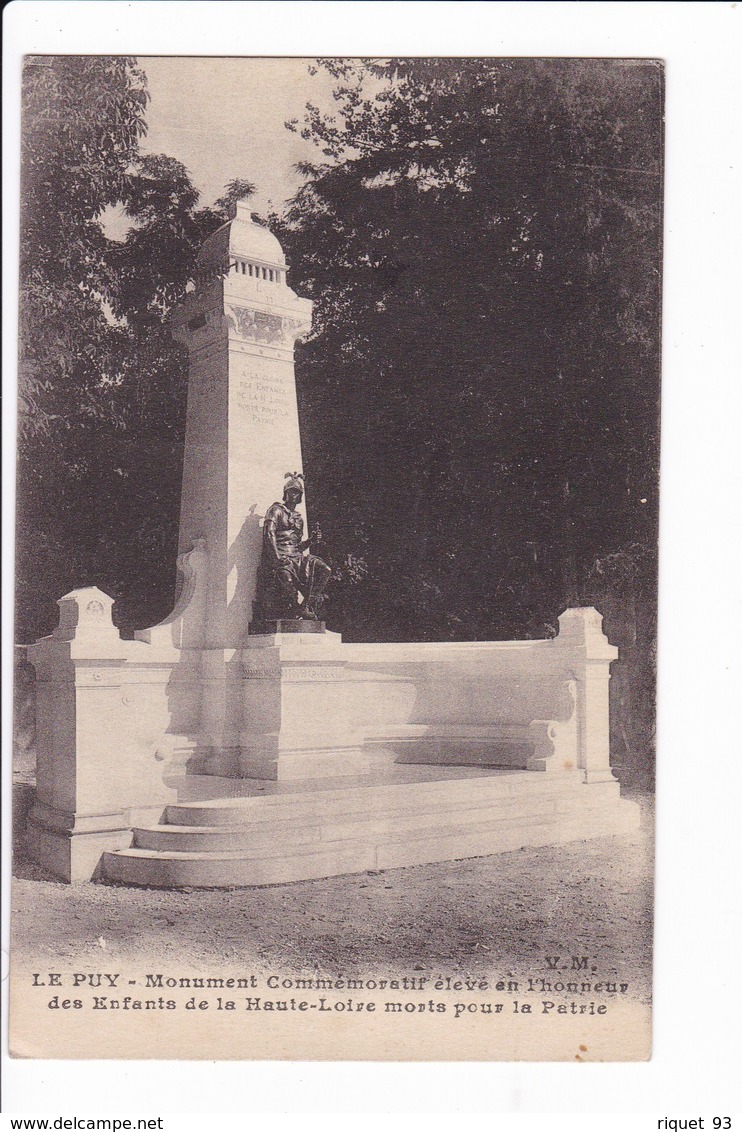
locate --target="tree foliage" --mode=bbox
[16,56,253,640]
[277,58,662,649]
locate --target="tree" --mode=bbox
[16,57,254,641]
[275,58,661,784]
[278,58,662,647]
[19,56,148,436]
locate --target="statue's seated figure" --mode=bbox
[253,473,331,624]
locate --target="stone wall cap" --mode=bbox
[52,586,119,641]
[555,606,618,659]
[57,586,114,604]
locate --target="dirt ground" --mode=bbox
[10,786,654,1003]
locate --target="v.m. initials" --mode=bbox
[545,956,596,972]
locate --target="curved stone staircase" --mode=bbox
[102,765,640,889]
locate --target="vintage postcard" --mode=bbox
[10,53,661,1062]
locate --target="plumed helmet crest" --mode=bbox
[283,472,304,495]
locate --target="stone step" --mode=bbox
[162,770,601,829]
[132,802,552,854]
[104,793,639,888]
[376,804,640,872]
[104,842,377,889]
[133,822,319,853]
[133,786,614,853]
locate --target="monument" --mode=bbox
[167,207,314,649]
[25,203,639,886]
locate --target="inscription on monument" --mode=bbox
[236,372,291,427]
[234,354,294,429]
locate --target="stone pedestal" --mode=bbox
[237,631,370,780]
[249,618,326,635]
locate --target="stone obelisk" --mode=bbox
[155,204,369,780]
[170,202,313,649]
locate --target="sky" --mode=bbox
[137,56,341,215]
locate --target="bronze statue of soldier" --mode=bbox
[251,473,331,629]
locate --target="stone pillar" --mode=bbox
[170,203,313,650]
[554,607,618,783]
[26,588,178,882]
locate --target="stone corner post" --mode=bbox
[553,606,619,784]
[26,587,176,882]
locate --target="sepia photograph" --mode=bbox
[10,50,663,1063]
